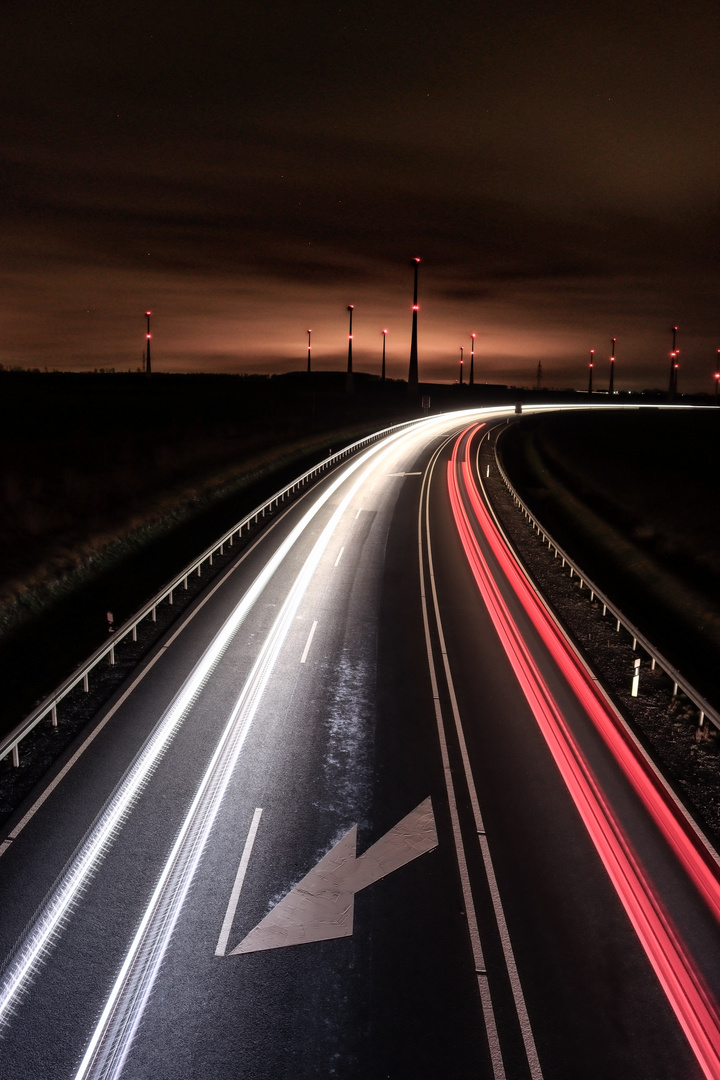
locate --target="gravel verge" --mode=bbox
[482,427,720,846]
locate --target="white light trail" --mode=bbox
[0,425,419,1036]
[73,429,419,1080]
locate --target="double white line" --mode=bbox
[418,430,543,1080]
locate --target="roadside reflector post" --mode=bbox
[631,658,641,697]
[651,657,656,670]
[83,673,89,693]
[12,745,19,768]
[699,710,705,728]
[616,618,621,631]
[132,624,137,642]
[151,606,156,622]
[109,645,115,666]
[672,681,678,696]
[51,704,58,727]
[183,576,188,590]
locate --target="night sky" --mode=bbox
[3,0,720,389]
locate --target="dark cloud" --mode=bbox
[1,0,719,386]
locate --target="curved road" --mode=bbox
[0,407,718,1079]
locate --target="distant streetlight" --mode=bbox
[588,349,594,395]
[715,350,720,404]
[307,329,312,374]
[381,329,388,382]
[608,337,616,395]
[470,333,476,387]
[459,346,464,386]
[145,311,152,375]
[408,258,420,393]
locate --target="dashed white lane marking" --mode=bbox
[300,620,318,664]
[215,808,263,956]
[354,508,362,519]
[334,546,345,567]
[385,471,422,476]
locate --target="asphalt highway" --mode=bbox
[0,407,718,1080]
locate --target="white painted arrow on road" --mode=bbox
[230,797,437,954]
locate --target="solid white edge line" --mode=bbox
[334,546,345,568]
[215,808,263,956]
[436,425,543,1080]
[418,434,506,1080]
[300,621,318,664]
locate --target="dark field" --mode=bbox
[499,407,720,708]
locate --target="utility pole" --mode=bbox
[470,333,476,386]
[459,346,464,385]
[608,337,616,395]
[407,258,420,394]
[381,329,387,382]
[536,361,543,391]
[306,329,312,374]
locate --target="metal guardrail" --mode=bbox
[1,414,428,768]
[492,425,720,733]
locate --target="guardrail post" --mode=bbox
[672,681,678,696]
[699,710,705,728]
[197,564,202,577]
[12,745,19,768]
[183,576,188,590]
[109,645,115,665]
[651,658,656,670]
[632,636,637,650]
[616,618,621,631]
[151,606,157,622]
[132,624,138,642]
[83,673,89,692]
[602,603,607,616]
[168,590,173,606]
[51,704,58,727]
[209,552,213,565]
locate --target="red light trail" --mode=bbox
[448,424,720,1079]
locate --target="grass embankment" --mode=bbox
[499,408,720,707]
[0,370,413,734]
